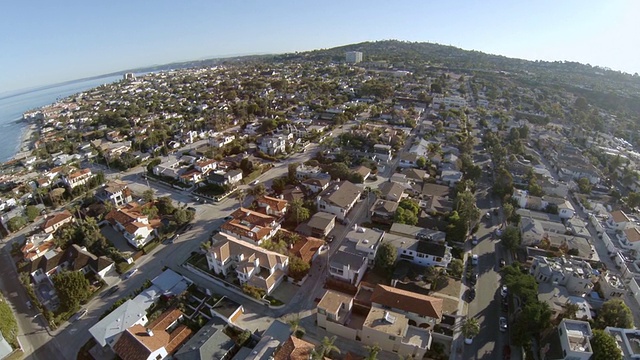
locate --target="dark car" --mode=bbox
[103,285,119,297]
[501,297,509,312]
[467,288,476,302]
[469,273,478,286]
[326,235,335,243]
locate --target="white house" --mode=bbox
[317,180,362,221]
[328,250,367,286]
[206,233,288,295]
[383,232,452,268]
[105,203,159,248]
[62,168,94,189]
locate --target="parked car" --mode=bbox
[485,212,491,219]
[471,235,478,245]
[471,254,479,266]
[223,215,234,221]
[469,273,478,286]
[499,258,506,268]
[326,235,335,243]
[467,288,476,302]
[250,179,260,185]
[501,297,509,312]
[104,285,119,297]
[26,301,32,309]
[500,285,508,298]
[503,345,512,360]
[499,316,508,332]
[75,308,88,321]
[124,268,138,280]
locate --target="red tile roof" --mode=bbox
[371,284,443,320]
[41,210,73,231]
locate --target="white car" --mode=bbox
[124,268,138,279]
[499,316,508,332]
[501,285,508,298]
[250,179,260,185]
[76,308,88,321]
[472,254,479,266]
[465,336,474,345]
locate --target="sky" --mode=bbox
[1,0,639,94]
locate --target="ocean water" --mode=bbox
[0,74,123,162]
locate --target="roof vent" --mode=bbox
[146,328,154,337]
[384,311,396,324]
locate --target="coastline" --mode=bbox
[12,122,37,161]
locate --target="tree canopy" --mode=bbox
[53,271,90,311]
[591,329,622,360]
[595,299,634,329]
[374,242,397,275]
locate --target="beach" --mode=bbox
[12,122,37,161]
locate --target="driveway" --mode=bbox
[100,225,135,255]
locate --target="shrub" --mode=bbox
[242,284,266,300]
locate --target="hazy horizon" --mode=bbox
[2,0,638,93]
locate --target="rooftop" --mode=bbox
[318,290,353,314]
[364,307,408,337]
[560,319,592,354]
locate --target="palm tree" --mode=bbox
[287,313,303,337]
[248,183,266,198]
[235,189,247,207]
[365,344,380,360]
[311,336,340,359]
[461,317,480,341]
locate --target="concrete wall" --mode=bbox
[601,232,616,253]
[325,320,359,341]
[590,214,604,234]
[629,278,640,306]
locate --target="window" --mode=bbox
[417,254,425,258]
[435,257,442,262]
[318,308,326,315]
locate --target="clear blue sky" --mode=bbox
[1,0,638,94]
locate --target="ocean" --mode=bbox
[0,74,123,162]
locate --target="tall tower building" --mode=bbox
[345,51,363,64]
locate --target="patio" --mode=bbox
[36,280,59,311]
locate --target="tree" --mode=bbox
[287,313,304,338]
[577,177,592,194]
[142,189,155,203]
[248,183,266,198]
[156,196,176,215]
[311,336,340,359]
[234,189,247,207]
[398,199,419,216]
[365,344,381,360]
[461,317,480,339]
[52,270,90,311]
[503,202,515,224]
[501,226,521,251]
[7,216,27,232]
[288,162,299,181]
[236,330,251,346]
[173,208,190,226]
[25,205,40,222]
[448,258,464,279]
[393,207,418,225]
[374,242,397,275]
[288,256,310,280]
[455,189,480,231]
[595,299,634,329]
[627,192,640,208]
[287,199,310,225]
[591,329,622,360]
[416,157,427,169]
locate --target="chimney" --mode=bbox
[146,328,154,337]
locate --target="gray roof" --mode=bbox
[389,223,447,243]
[175,317,235,360]
[0,332,12,359]
[89,299,147,347]
[151,268,189,295]
[307,211,336,230]
[384,233,448,257]
[379,181,405,199]
[330,250,367,269]
[319,180,361,208]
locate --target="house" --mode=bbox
[398,153,419,168]
[618,227,640,253]
[21,233,55,261]
[317,180,362,221]
[440,170,463,187]
[317,290,355,331]
[41,210,74,234]
[540,319,592,360]
[529,256,594,296]
[290,236,324,265]
[62,168,93,189]
[113,308,192,360]
[220,207,280,244]
[383,232,452,268]
[400,168,429,183]
[607,210,634,231]
[302,177,330,193]
[273,336,317,360]
[27,244,115,284]
[362,307,432,359]
[281,185,305,203]
[206,233,288,295]
[105,203,160,248]
[255,195,288,217]
[373,144,392,162]
[307,212,336,238]
[598,271,625,300]
[194,158,217,174]
[353,165,371,181]
[258,135,287,155]
[210,297,244,325]
[420,183,451,200]
[389,223,447,244]
[89,299,149,348]
[371,284,443,327]
[379,182,405,202]
[95,180,132,207]
[174,317,235,360]
[344,225,385,266]
[370,199,398,224]
[207,169,243,186]
[295,164,323,180]
[328,250,368,286]
[604,326,640,360]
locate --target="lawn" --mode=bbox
[0,294,18,348]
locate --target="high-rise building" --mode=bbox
[345,51,363,64]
